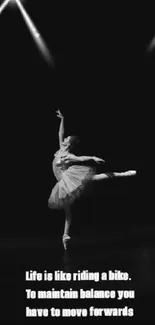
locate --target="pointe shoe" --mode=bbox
[125,170,137,176]
[62,234,71,250]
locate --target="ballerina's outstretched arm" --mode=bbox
[65,154,105,164]
[56,109,64,148]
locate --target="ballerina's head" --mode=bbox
[61,135,79,152]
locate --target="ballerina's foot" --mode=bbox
[123,170,137,177]
[62,234,71,250]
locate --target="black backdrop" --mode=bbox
[0,1,154,237]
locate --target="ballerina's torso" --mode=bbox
[52,149,72,181]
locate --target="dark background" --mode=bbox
[0,1,154,238]
[0,2,155,325]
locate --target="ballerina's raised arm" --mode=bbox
[56,109,64,148]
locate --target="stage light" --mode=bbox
[0,0,54,66]
[9,0,17,6]
[0,0,11,14]
[148,37,155,52]
[15,0,53,66]
[9,0,26,6]
[0,0,25,13]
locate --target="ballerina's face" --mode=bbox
[62,136,71,147]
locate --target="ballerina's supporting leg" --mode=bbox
[62,204,72,250]
[92,170,136,181]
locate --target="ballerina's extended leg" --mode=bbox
[62,205,72,250]
[92,170,136,181]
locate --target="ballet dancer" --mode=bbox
[48,109,136,250]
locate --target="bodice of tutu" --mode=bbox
[52,150,71,181]
[49,149,95,210]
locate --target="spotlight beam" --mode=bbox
[14,0,53,66]
[148,37,155,52]
[0,0,54,66]
[0,0,11,14]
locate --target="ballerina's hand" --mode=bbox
[56,109,64,119]
[93,157,105,163]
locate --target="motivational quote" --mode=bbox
[25,269,135,318]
